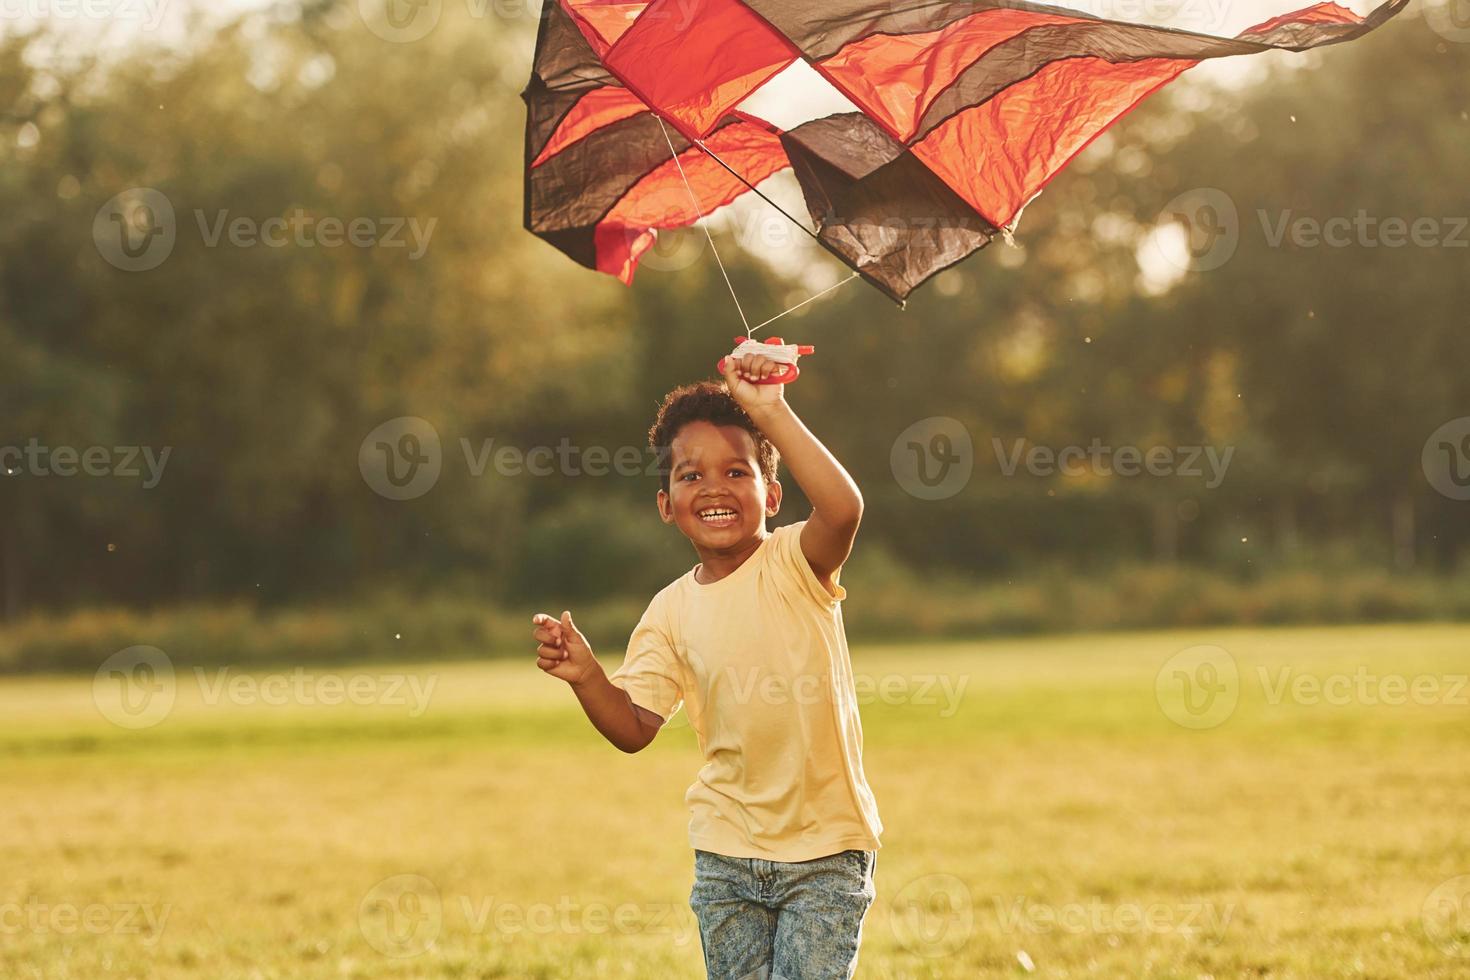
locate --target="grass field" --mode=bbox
[3,624,1469,979]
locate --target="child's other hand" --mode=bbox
[721,354,786,415]
[531,610,598,687]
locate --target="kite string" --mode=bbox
[687,134,861,334]
[691,137,827,252]
[749,272,859,334]
[656,117,749,333]
[656,116,859,340]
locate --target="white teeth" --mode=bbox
[698,508,737,522]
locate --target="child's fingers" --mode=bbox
[536,656,562,671]
[724,355,773,387]
[536,643,566,661]
[531,614,564,645]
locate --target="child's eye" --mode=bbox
[680,472,699,481]
[728,468,747,477]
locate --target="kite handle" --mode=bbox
[717,336,815,385]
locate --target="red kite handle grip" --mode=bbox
[717,336,815,385]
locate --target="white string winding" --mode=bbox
[727,339,803,364]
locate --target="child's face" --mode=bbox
[658,421,780,550]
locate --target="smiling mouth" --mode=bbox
[696,507,739,527]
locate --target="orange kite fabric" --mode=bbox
[523,0,1407,304]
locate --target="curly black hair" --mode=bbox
[647,381,779,494]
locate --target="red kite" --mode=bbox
[523,0,1407,305]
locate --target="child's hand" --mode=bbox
[721,354,787,415]
[531,610,599,687]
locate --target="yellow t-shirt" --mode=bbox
[607,520,883,862]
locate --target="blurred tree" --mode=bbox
[0,2,1464,620]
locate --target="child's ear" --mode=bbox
[765,479,782,517]
[656,488,676,524]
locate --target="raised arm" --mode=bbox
[532,611,663,753]
[722,357,863,589]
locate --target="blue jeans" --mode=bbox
[689,848,877,980]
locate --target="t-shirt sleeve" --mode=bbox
[606,598,684,725]
[770,520,848,608]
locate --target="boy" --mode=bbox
[531,351,882,979]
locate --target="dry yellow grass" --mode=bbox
[2,623,1469,978]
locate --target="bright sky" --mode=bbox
[7,0,1385,58]
[31,0,1371,120]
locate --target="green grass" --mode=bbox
[3,623,1469,978]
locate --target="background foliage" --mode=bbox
[2,2,1466,657]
